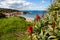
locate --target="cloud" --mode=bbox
[0,0,49,10]
[41,0,46,3]
[0,0,4,2]
[0,0,33,10]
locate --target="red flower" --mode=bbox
[42,13,44,18]
[52,21,55,30]
[27,25,32,34]
[35,14,40,20]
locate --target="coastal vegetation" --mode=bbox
[31,0,60,40]
[0,16,33,40]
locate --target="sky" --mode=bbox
[0,0,52,10]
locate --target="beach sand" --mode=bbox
[20,15,34,22]
[26,17,34,22]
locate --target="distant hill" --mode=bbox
[0,8,20,12]
[0,8,27,14]
[0,8,28,18]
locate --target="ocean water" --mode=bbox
[20,10,47,20]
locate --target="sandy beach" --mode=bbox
[26,17,34,22]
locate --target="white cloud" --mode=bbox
[41,0,46,3]
[0,0,33,10]
[0,0,47,10]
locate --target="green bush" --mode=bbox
[0,13,6,18]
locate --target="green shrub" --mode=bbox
[0,13,6,18]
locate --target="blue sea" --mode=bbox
[20,10,47,19]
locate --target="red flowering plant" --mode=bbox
[42,13,44,18]
[35,14,40,21]
[27,25,33,40]
[33,13,60,40]
[52,20,55,31]
[27,0,60,40]
[27,25,33,35]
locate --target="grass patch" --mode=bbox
[0,16,33,40]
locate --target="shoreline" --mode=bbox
[20,15,34,22]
